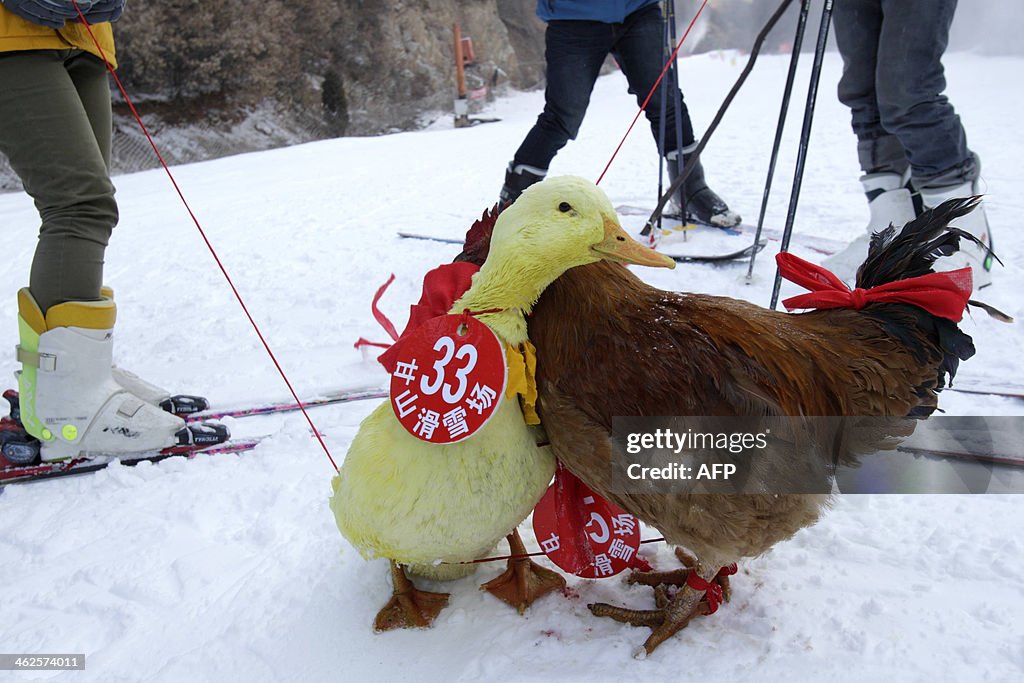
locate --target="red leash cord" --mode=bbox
[70,2,339,472]
[596,0,710,186]
[460,536,667,565]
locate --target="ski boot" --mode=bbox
[15,288,227,463]
[823,171,919,283]
[98,288,209,417]
[498,162,547,209]
[920,180,994,291]
[666,145,741,228]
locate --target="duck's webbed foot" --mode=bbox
[481,529,566,614]
[374,561,450,631]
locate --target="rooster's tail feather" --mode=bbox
[856,196,983,289]
[855,197,985,409]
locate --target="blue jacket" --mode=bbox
[536,0,660,24]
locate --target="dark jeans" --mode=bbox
[833,0,976,187]
[511,4,695,172]
[0,49,117,312]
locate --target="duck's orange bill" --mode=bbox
[592,217,676,269]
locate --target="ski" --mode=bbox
[398,232,462,245]
[185,387,389,422]
[0,436,266,486]
[0,386,388,486]
[615,204,846,257]
[1,385,388,428]
[947,382,1024,400]
[398,231,762,264]
[896,444,1024,469]
[665,239,766,263]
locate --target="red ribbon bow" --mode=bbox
[776,252,972,322]
[684,564,737,615]
[686,570,725,614]
[371,261,481,372]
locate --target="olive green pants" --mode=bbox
[0,49,117,313]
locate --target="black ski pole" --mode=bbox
[769,0,834,310]
[667,0,688,232]
[656,0,672,235]
[745,0,812,281]
[643,0,795,236]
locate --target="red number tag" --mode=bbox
[532,467,642,578]
[389,314,507,444]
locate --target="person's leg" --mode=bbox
[612,4,738,226]
[824,0,917,281]
[1,51,206,459]
[875,0,971,185]
[0,50,117,313]
[67,50,114,170]
[875,0,990,289]
[834,0,909,176]
[829,0,990,287]
[611,4,694,153]
[501,19,610,204]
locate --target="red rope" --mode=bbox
[595,0,710,186]
[70,2,339,472]
[459,307,503,327]
[455,536,666,565]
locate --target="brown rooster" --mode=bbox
[458,193,990,656]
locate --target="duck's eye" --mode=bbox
[558,202,572,213]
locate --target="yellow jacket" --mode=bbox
[0,4,116,68]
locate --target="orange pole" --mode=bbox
[453,23,466,98]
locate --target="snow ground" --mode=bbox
[0,50,1022,682]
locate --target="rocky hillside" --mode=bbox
[117,0,545,135]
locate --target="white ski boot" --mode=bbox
[15,289,221,462]
[96,287,209,416]
[824,172,918,283]
[920,180,994,291]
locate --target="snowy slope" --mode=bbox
[0,51,1022,682]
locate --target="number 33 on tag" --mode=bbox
[389,314,508,444]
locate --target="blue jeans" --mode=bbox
[510,4,695,171]
[833,0,976,187]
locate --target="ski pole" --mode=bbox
[656,1,672,236]
[667,0,688,236]
[745,0,812,281]
[769,0,834,310]
[642,0,795,235]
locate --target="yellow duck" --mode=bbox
[330,176,675,630]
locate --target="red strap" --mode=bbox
[686,570,725,614]
[378,262,481,373]
[353,338,392,350]
[776,252,972,322]
[631,554,654,572]
[551,462,600,573]
[371,274,400,342]
[352,275,400,351]
[717,563,738,577]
